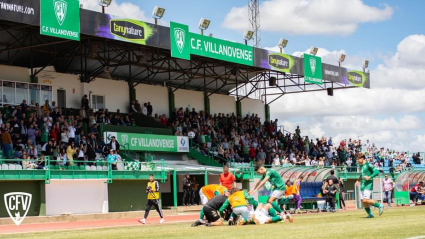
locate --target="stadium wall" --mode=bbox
[209,94,237,115]
[134,84,169,116]
[0,65,31,82]
[241,98,265,121]
[174,89,204,112]
[108,180,149,212]
[45,180,108,216]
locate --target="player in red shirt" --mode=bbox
[410,181,425,203]
[219,164,236,190]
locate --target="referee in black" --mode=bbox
[139,174,165,224]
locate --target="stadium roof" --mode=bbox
[0,0,369,103]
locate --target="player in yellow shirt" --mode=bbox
[219,188,258,225]
[138,174,164,224]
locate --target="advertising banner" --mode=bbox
[303,53,323,85]
[40,0,80,41]
[0,0,39,25]
[254,48,303,74]
[80,11,169,47]
[189,32,254,66]
[170,21,190,60]
[105,132,189,153]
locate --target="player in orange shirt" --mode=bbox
[219,164,236,190]
[199,184,228,223]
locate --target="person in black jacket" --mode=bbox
[191,194,230,227]
[182,175,192,206]
[108,136,120,152]
[324,180,337,212]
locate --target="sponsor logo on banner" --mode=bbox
[170,22,190,60]
[174,28,186,54]
[40,0,80,41]
[110,19,145,40]
[120,134,129,145]
[268,54,290,70]
[105,132,117,143]
[4,192,32,226]
[303,53,323,85]
[347,71,366,86]
[177,136,188,152]
[324,69,340,77]
[309,57,316,75]
[53,0,67,26]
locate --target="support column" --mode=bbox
[236,100,242,117]
[129,83,136,102]
[39,182,46,216]
[265,104,270,121]
[204,93,210,115]
[168,89,175,117]
[204,169,208,185]
[173,170,177,207]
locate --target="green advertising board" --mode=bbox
[170,22,253,66]
[189,32,253,66]
[170,22,190,60]
[303,53,323,85]
[105,132,189,153]
[40,0,80,41]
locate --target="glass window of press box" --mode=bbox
[0,81,52,106]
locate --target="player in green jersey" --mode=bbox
[356,153,384,218]
[249,164,291,220]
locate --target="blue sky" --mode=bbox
[117,0,423,69]
[84,0,425,151]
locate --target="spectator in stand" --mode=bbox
[108,136,120,153]
[66,141,77,166]
[1,129,12,159]
[219,164,236,190]
[142,103,148,116]
[81,95,89,110]
[147,102,153,116]
[382,174,394,208]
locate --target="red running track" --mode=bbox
[0,214,200,235]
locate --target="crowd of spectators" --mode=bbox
[0,95,126,169]
[163,107,423,172]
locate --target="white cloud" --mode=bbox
[280,115,423,151]
[373,35,425,89]
[223,0,393,35]
[269,35,425,152]
[80,0,151,22]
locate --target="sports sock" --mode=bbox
[271,216,281,222]
[268,208,278,217]
[199,208,204,220]
[271,201,282,213]
[373,202,381,207]
[365,207,371,215]
[284,197,290,205]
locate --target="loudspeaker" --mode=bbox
[327,88,333,96]
[269,77,276,86]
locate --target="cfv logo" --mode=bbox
[174,28,186,54]
[54,0,67,26]
[4,192,32,226]
[309,57,316,75]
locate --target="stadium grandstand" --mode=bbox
[0,0,423,233]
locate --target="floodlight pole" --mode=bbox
[201,29,204,36]
[280,48,282,53]
[155,18,158,25]
[245,39,247,45]
[102,6,105,13]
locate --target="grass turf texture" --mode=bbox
[3,206,424,239]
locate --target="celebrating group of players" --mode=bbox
[191,152,384,227]
[192,164,295,227]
